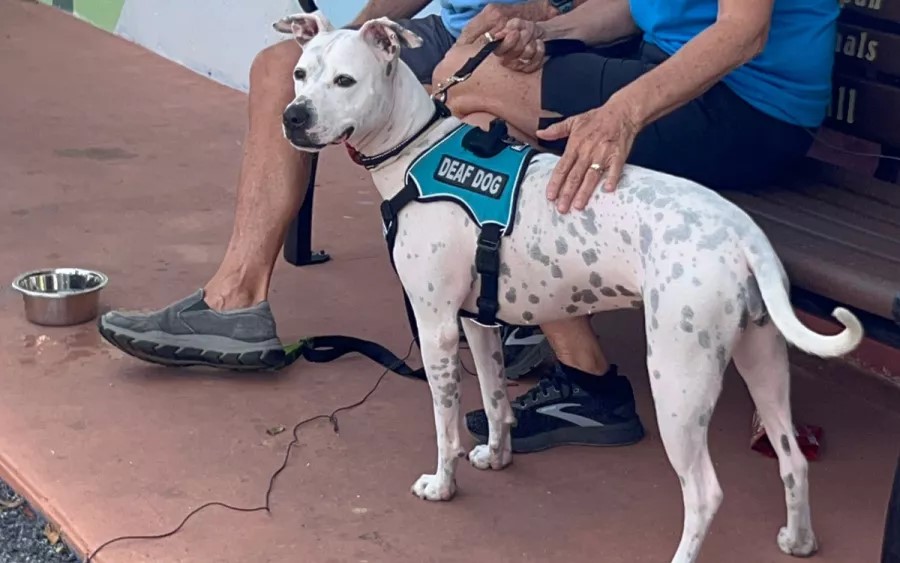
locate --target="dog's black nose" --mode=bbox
[283,103,312,130]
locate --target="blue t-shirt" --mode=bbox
[440,0,529,38]
[631,0,838,127]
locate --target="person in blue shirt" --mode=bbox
[435,0,838,451]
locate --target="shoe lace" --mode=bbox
[513,376,574,408]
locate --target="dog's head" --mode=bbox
[273,13,423,151]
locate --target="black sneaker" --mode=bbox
[500,325,555,380]
[98,289,286,370]
[465,365,644,453]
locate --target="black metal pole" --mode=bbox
[283,0,330,267]
[883,453,900,563]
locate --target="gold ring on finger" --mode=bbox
[484,32,495,42]
[590,163,602,171]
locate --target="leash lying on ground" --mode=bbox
[282,335,427,380]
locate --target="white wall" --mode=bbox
[114,0,440,92]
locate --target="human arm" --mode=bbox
[609,0,772,132]
[539,0,637,46]
[539,0,774,213]
[350,0,432,27]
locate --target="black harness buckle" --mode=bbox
[473,224,503,326]
[475,230,501,276]
[475,296,501,319]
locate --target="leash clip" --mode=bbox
[431,74,469,103]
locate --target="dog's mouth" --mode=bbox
[331,126,354,145]
[286,126,354,151]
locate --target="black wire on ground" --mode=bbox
[84,339,417,563]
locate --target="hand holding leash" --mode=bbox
[493,19,547,73]
[458,1,557,46]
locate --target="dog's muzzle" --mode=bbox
[282,102,324,149]
[283,102,313,134]
[282,102,354,149]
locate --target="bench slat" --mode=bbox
[773,160,900,227]
[724,206,900,321]
[776,181,900,227]
[752,189,900,244]
[798,158,900,205]
[727,191,900,264]
[724,166,900,323]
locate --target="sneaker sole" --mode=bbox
[97,318,287,371]
[504,339,553,380]
[469,418,645,453]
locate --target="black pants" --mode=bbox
[539,37,814,191]
[884,454,900,563]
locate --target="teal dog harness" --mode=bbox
[353,101,538,328]
[405,123,532,233]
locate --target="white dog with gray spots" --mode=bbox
[274,12,863,563]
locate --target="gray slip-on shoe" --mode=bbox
[98,289,286,370]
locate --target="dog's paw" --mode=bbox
[411,474,456,501]
[468,444,511,470]
[777,526,818,557]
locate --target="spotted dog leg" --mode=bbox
[460,318,514,470]
[410,315,466,501]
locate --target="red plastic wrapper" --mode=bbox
[750,410,823,461]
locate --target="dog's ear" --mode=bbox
[359,17,423,61]
[272,11,333,46]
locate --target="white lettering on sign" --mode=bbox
[839,0,883,11]
[827,85,858,124]
[433,155,510,200]
[835,30,879,61]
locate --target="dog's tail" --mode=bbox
[741,229,863,358]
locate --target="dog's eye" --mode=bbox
[334,74,356,88]
[293,68,306,81]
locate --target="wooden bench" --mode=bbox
[721,1,900,347]
[284,2,900,346]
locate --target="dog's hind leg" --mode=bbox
[733,321,817,557]
[646,305,729,563]
[410,313,467,502]
[460,318,515,470]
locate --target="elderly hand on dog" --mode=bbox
[473,17,645,213]
[537,97,642,212]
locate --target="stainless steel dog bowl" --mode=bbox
[11,268,109,326]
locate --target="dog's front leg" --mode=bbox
[460,318,514,470]
[411,316,466,501]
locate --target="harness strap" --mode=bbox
[380,182,426,358]
[474,223,503,327]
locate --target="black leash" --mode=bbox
[282,335,426,380]
[432,37,588,102]
[431,39,501,102]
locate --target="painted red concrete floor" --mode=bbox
[2,3,899,562]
